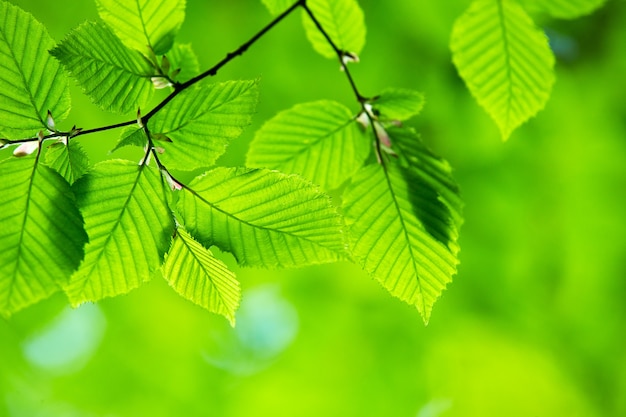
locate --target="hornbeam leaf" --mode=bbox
[302,0,366,59]
[372,88,425,121]
[110,126,148,153]
[167,43,199,83]
[51,21,154,114]
[247,100,370,190]
[149,80,259,171]
[45,140,90,184]
[163,228,240,325]
[96,0,185,55]
[0,157,87,317]
[519,0,606,19]
[67,160,174,304]
[0,1,70,139]
[261,0,295,15]
[450,0,555,140]
[343,127,462,323]
[178,167,346,268]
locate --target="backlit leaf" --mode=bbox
[67,160,174,305]
[0,1,70,139]
[167,43,199,83]
[110,126,148,153]
[51,21,154,114]
[45,140,90,184]
[343,127,462,323]
[96,0,185,55]
[450,0,555,140]
[163,228,240,325]
[261,0,295,15]
[302,0,366,59]
[149,80,259,171]
[178,167,346,268]
[0,156,87,317]
[247,100,370,190]
[520,0,606,19]
[372,88,425,121]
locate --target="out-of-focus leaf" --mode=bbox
[163,228,240,325]
[247,100,369,190]
[520,0,606,19]
[178,167,346,268]
[0,1,70,139]
[0,157,87,317]
[51,21,154,114]
[372,88,425,121]
[450,0,555,140]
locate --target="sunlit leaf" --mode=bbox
[110,126,148,153]
[45,140,90,184]
[0,156,87,317]
[0,1,70,139]
[261,0,295,15]
[519,0,606,19]
[67,160,174,305]
[149,80,259,171]
[163,228,240,325]
[178,167,346,268]
[372,88,425,121]
[247,100,369,190]
[302,0,366,59]
[167,43,200,83]
[95,0,185,55]
[450,0,555,140]
[51,21,154,114]
[343,127,462,323]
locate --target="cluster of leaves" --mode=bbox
[451,0,606,139]
[0,0,461,325]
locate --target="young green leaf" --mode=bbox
[148,80,259,171]
[45,140,90,184]
[261,0,295,15]
[166,43,200,83]
[178,167,346,268]
[110,126,148,153]
[519,0,606,19]
[247,100,370,190]
[450,0,555,140]
[343,128,462,324]
[0,1,70,139]
[163,228,240,325]
[372,88,425,121]
[0,157,87,318]
[51,21,154,114]
[95,0,185,56]
[67,161,174,305]
[302,0,366,59]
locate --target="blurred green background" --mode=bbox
[1,0,625,416]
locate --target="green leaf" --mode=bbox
[149,80,259,171]
[247,100,370,190]
[178,167,346,268]
[67,160,174,305]
[110,126,148,153]
[519,0,606,19]
[372,88,425,121]
[51,21,154,115]
[45,140,90,184]
[162,228,240,325]
[302,0,366,59]
[343,128,462,323]
[261,0,295,15]
[0,1,70,139]
[450,0,555,140]
[167,43,199,83]
[0,156,87,317]
[95,0,185,55]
